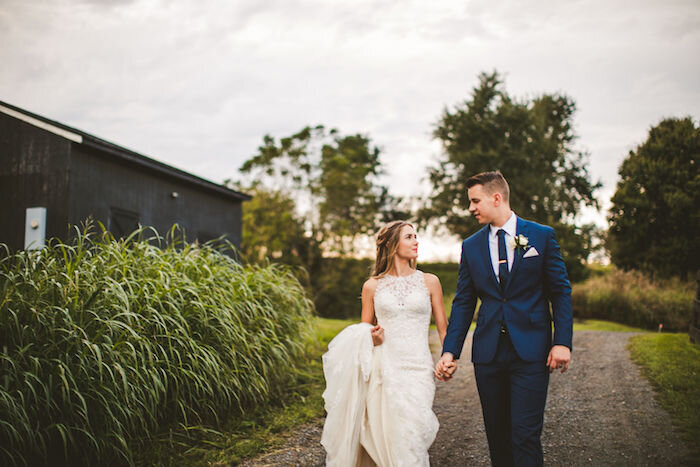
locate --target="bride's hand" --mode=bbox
[370,325,384,346]
[435,353,457,381]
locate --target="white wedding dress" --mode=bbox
[321,270,439,466]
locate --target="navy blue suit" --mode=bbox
[443,216,573,466]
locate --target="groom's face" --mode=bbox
[467,184,497,225]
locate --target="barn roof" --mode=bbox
[0,100,250,202]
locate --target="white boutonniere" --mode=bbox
[509,234,530,253]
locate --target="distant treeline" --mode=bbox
[310,259,459,319]
[312,258,696,333]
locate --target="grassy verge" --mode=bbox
[140,317,352,465]
[573,319,644,332]
[628,334,700,461]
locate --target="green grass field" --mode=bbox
[628,333,700,461]
[573,319,644,332]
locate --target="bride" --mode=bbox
[321,220,455,466]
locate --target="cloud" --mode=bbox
[1,0,698,248]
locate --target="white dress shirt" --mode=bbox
[489,212,517,281]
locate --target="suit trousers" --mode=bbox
[474,332,549,467]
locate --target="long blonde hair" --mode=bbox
[371,221,416,278]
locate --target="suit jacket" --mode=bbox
[442,216,573,363]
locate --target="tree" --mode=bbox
[421,71,601,281]
[236,184,315,268]
[238,125,402,256]
[608,117,699,280]
[232,127,406,318]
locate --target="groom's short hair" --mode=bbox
[467,171,510,202]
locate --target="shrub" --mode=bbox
[0,226,314,466]
[572,268,694,331]
[309,259,459,319]
[311,257,372,319]
[420,262,459,297]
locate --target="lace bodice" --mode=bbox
[374,269,433,364]
[376,269,430,308]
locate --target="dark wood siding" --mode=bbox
[67,144,242,246]
[0,113,71,250]
[1,104,245,253]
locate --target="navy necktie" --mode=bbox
[497,229,509,290]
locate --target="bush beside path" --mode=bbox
[0,231,315,466]
[243,330,693,466]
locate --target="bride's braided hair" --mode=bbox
[371,220,417,278]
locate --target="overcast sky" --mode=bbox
[2,0,698,260]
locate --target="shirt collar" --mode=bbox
[490,212,517,238]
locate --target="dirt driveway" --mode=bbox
[242,330,693,466]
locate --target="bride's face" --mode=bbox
[395,225,418,261]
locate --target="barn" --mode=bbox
[0,100,250,251]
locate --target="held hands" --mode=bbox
[547,345,571,373]
[434,353,458,381]
[370,324,385,346]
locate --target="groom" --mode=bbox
[436,171,573,467]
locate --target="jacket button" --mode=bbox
[502,298,507,303]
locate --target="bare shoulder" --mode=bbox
[363,277,379,294]
[422,272,443,291]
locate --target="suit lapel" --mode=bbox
[504,217,528,291]
[479,226,500,290]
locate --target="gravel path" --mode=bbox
[241,331,693,466]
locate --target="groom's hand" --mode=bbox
[435,353,457,381]
[547,345,571,373]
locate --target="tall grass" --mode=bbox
[0,225,314,466]
[139,316,354,465]
[572,268,694,331]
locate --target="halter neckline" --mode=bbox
[385,269,419,278]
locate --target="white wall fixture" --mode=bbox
[24,207,47,250]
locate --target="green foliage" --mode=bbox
[608,117,699,281]
[584,262,615,278]
[572,268,694,331]
[0,225,314,466]
[310,260,459,319]
[552,222,601,283]
[139,317,351,466]
[312,258,373,319]
[237,125,403,255]
[628,333,700,460]
[422,71,601,280]
[233,126,409,319]
[238,185,314,268]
